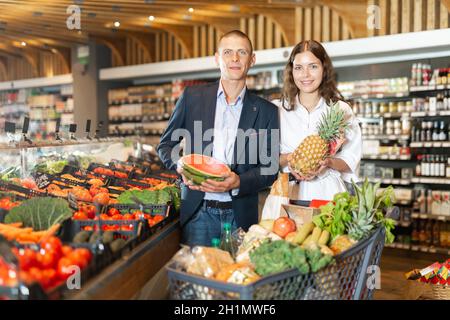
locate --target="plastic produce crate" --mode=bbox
[167,227,386,300]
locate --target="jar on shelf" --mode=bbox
[401,117,411,135]
[389,101,398,113]
[406,100,413,112]
[397,101,406,113]
[371,101,379,114]
[379,102,388,114]
[394,120,402,135]
[364,102,372,116]
[385,120,394,135]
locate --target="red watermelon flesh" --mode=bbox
[181,154,230,178]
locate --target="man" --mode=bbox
[157,30,279,246]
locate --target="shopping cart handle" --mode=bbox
[385,206,400,221]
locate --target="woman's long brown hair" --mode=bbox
[281,40,344,111]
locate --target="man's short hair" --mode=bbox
[217,30,253,54]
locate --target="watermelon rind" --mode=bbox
[181,154,230,178]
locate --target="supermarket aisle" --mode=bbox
[374,248,445,300]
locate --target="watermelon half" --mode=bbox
[181,154,231,185]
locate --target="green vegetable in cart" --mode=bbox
[4,197,72,231]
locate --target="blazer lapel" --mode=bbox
[231,92,259,169]
[200,82,219,156]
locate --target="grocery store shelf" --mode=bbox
[362,134,410,141]
[411,110,450,117]
[385,242,450,255]
[411,213,450,221]
[410,84,450,92]
[349,92,409,100]
[0,74,73,90]
[109,97,174,105]
[411,177,450,185]
[393,221,412,227]
[368,178,411,186]
[410,141,450,148]
[362,154,411,160]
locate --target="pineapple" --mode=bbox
[289,103,348,176]
[346,180,378,241]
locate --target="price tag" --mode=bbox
[5,121,15,133]
[22,117,30,134]
[55,118,61,133]
[34,173,51,189]
[69,124,77,133]
[85,119,91,133]
[67,193,79,210]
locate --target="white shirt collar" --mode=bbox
[217,81,246,106]
[295,95,325,113]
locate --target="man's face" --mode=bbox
[215,35,255,81]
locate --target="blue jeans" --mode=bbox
[181,202,238,247]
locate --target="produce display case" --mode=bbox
[0,138,181,300]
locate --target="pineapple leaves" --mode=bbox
[314,178,397,244]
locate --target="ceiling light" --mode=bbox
[188,7,194,13]
[20,41,26,47]
[114,21,120,28]
[51,48,58,54]
[148,15,155,21]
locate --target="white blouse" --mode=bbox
[273,96,362,201]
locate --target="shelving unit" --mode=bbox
[0,75,74,142]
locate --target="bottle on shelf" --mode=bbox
[415,155,422,176]
[425,220,433,246]
[446,157,450,178]
[411,219,420,245]
[432,220,441,247]
[419,219,427,245]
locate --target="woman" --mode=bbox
[273,40,362,201]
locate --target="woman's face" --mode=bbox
[292,51,324,94]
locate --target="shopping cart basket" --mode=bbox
[166,226,386,300]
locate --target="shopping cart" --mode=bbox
[166,226,386,300]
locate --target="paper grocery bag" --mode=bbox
[261,173,290,220]
[261,194,290,220]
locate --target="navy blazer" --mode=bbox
[157,81,280,230]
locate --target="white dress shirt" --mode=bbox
[273,96,362,201]
[203,82,245,202]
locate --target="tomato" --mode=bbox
[99,213,110,220]
[67,250,88,269]
[93,193,110,206]
[107,207,120,217]
[121,225,133,231]
[61,245,73,256]
[41,269,58,290]
[79,203,96,219]
[111,214,123,220]
[73,211,88,220]
[28,267,44,285]
[74,248,92,263]
[122,213,134,220]
[57,257,75,280]
[17,248,37,271]
[153,215,164,224]
[36,249,59,269]
[41,237,63,256]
